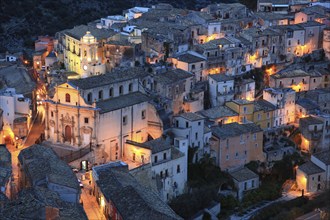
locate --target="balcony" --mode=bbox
[217,89,235,96]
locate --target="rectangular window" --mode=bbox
[186,122,189,128]
[177,165,180,173]
[84,117,89,124]
[163,153,167,160]
[154,156,158,163]
[51,111,54,117]
[195,132,198,140]
[141,110,146,119]
[165,169,168,177]
[123,116,127,125]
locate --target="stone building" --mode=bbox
[210,122,265,171]
[44,68,163,164]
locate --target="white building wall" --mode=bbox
[208,77,234,107]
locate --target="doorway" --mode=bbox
[65,125,71,142]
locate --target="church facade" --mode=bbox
[44,68,163,163]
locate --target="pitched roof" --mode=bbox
[271,69,309,79]
[96,168,182,220]
[211,122,262,139]
[299,116,323,127]
[68,67,149,90]
[298,161,324,175]
[18,145,80,190]
[175,53,206,63]
[127,138,171,154]
[97,92,150,113]
[312,149,330,165]
[209,74,234,82]
[0,187,87,220]
[197,106,238,120]
[65,25,115,40]
[254,99,276,112]
[296,98,319,111]
[230,167,259,182]
[153,69,192,85]
[178,112,205,121]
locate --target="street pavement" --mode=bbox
[78,173,106,220]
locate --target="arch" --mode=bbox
[98,90,103,100]
[109,87,113,97]
[65,93,71,103]
[64,125,72,142]
[119,85,124,95]
[87,92,93,103]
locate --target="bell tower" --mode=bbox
[80,31,98,77]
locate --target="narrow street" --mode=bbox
[79,177,106,220]
[7,104,45,198]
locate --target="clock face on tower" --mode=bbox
[83,65,88,71]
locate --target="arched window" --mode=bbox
[109,88,113,97]
[65,93,70,103]
[98,90,103,100]
[119,85,123,95]
[128,83,133,92]
[87,92,92,103]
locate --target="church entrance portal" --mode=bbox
[65,125,72,142]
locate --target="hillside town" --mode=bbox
[0,0,330,219]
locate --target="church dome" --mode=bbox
[82,31,95,43]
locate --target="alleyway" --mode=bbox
[7,105,45,198]
[79,176,106,220]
